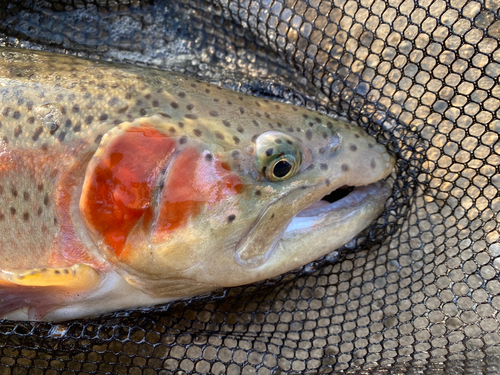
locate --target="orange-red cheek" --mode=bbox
[80,126,176,257]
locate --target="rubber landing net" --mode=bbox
[0,0,499,373]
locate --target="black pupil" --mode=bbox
[273,160,292,178]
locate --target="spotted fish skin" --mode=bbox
[0,47,394,321]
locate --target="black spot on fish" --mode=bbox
[223,120,231,127]
[0,212,4,221]
[2,108,10,116]
[95,135,103,144]
[185,114,198,120]
[23,212,29,222]
[350,144,357,151]
[179,136,187,144]
[237,126,244,133]
[178,122,184,128]
[11,188,17,197]
[178,92,186,98]
[205,153,213,162]
[215,132,224,140]
[231,150,240,159]
[159,112,171,118]
[322,132,328,139]
[27,117,35,124]
[10,207,16,216]
[227,215,236,223]
[320,163,328,170]
[37,184,44,192]
[41,144,48,152]
[85,115,93,125]
[65,119,72,128]
[58,132,66,142]
[227,100,232,105]
[233,136,240,144]
[191,83,197,88]
[210,110,219,117]
[23,192,30,201]
[266,148,274,156]
[302,114,308,119]
[275,139,282,144]
[271,213,275,219]
[27,101,33,110]
[315,117,321,123]
[99,113,108,121]
[108,97,119,106]
[44,194,49,206]
[13,111,20,119]
[355,134,360,138]
[371,159,376,169]
[17,98,24,106]
[73,123,81,132]
[144,94,151,100]
[171,102,179,109]
[169,127,176,134]
[255,190,261,196]
[32,127,43,142]
[193,129,202,137]
[341,164,349,172]
[214,98,219,102]
[368,144,373,148]
[37,207,42,216]
[306,130,312,140]
[14,126,22,138]
[252,120,259,127]
[239,107,245,114]
[275,105,281,110]
[186,104,194,110]
[309,122,314,127]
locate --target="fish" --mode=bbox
[0,47,394,321]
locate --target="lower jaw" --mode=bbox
[285,181,391,233]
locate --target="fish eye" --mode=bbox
[254,131,303,182]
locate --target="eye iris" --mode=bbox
[273,159,292,178]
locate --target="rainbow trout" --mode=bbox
[0,48,394,321]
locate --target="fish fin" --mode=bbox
[0,263,101,289]
[0,264,101,320]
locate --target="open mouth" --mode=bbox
[285,181,390,232]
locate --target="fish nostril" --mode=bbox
[327,134,341,153]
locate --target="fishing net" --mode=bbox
[0,0,499,373]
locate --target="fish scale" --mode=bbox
[0,47,393,321]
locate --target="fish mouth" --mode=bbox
[285,181,391,233]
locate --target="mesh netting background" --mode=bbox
[0,0,499,373]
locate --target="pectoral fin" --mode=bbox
[0,263,101,290]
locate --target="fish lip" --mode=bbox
[284,180,392,233]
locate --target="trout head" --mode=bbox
[78,108,394,297]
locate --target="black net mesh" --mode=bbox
[0,0,499,373]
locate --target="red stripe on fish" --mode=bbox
[80,126,176,257]
[153,149,242,241]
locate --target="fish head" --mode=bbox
[79,106,394,297]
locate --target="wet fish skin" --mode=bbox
[0,48,394,321]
